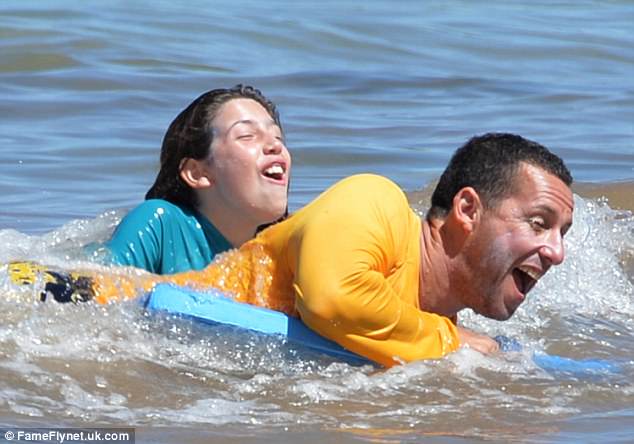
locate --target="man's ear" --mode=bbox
[450,187,482,234]
[179,158,213,189]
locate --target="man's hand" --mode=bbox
[457,326,500,355]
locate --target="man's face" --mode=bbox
[459,163,574,320]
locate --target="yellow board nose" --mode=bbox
[8,261,50,286]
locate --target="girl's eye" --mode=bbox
[237,134,254,140]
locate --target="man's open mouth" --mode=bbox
[512,266,542,295]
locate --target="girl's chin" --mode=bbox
[254,205,287,224]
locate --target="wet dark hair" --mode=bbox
[427,133,573,220]
[145,84,283,208]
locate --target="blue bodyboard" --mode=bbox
[144,283,370,365]
[145,284,620,376]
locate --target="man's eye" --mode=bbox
[529,217,546,231]
[561,223,572,238]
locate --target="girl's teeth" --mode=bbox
[265,165,283,175]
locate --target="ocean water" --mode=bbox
[0,1,633,443]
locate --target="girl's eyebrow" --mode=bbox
[228,119,255,130]
[227,118,278,132]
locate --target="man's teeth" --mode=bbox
[517,266,542,281]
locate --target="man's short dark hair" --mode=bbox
[427,133,573,220]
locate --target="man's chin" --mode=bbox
[496,311,515,321]
[477,304,515,321]
[498,303,521,321]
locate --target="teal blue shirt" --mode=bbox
[105,199,233,274]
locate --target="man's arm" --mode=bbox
[289,175,461,367]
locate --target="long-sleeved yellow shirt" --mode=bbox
[15,174,460,367]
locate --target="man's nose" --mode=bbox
[540,230,565,266]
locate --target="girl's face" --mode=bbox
[206,98,291,227]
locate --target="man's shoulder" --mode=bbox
[335,174,402,192]
[332,174,406,202]
[308,174,411,220]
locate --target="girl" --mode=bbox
[105,85,291,274]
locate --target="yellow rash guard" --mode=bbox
[16,174,460,367]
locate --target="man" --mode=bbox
[421,132,573,357]
[9,133,574,367]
